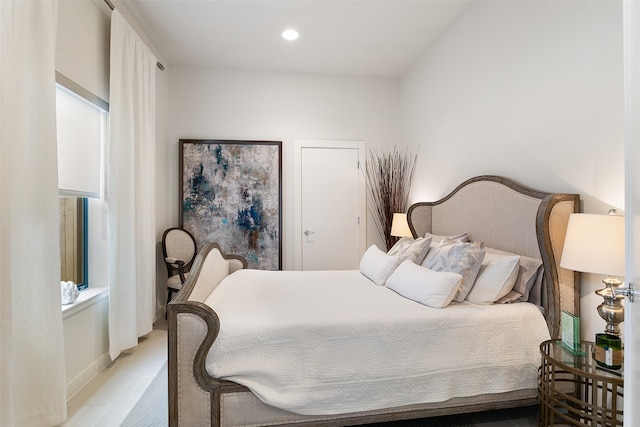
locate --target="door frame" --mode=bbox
[294,140,367,270]
[623,0,639,424]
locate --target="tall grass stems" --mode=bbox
[366,146,418,250]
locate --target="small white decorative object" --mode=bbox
[61,280,79,305]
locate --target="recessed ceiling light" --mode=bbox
[282,29,299,41]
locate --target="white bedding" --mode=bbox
[204,269,550,416]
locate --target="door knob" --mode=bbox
[304,230,314,236]
[614,282,637,302]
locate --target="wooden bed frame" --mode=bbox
[168,175,580,426]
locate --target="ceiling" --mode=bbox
[121,0,469,78]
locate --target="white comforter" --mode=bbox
[204,269,550,415]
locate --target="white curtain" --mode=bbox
[0,1,67,426]
[108,10,157,361]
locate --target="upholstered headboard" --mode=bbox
[407,175,579,338]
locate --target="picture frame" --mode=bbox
[560,310,584,356]
[179,139,282,270]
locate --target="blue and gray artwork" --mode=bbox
[182,142,280,270]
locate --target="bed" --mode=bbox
[168,175,580,426]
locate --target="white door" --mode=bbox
[294,140,366,270]
[624,1,639,425]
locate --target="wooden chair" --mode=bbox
[162,227,197,316]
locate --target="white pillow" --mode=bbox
[484,247,544,304]
[421,238,485,302]
[466,253,520,304]
[424,232,469,244]
[386,260,463,308]
[387,236,432,264]
[359,244,401,286]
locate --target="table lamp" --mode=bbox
[390,213,413,238]
[560,211,625,369]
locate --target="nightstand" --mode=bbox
[538,339,623,426]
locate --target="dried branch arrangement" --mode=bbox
[365,146,418,251]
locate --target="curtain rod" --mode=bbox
[103,0,165,71]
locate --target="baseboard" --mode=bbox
[66,351,110,400]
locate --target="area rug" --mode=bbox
[120,362,474,427]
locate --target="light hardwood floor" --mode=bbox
[62,320,168,427]
[62,318,537,427]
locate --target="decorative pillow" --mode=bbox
[424,232,469,244]
[387,236,432,265]
[465,252,520,304]
[359,244,401,286]
[514,258,543,300]
[525,267,545,307]
[386,260,463,308]
[482,247,544,304]
[497,265,544,304]
[421,238,486,302]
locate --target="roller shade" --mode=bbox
[56,84,106,198]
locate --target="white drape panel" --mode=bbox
[0,1,67,426]
[108,10,157,361]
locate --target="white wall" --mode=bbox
[169,67,400,268]
[63,292,109,398]
[155,66,172,318]
[401,0,625,341]
[56,0,111,101]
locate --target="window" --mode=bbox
[56,72,108,290]
[59,196,88,289]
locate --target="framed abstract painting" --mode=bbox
[179,139,282,270]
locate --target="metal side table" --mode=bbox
[538,340,623,426]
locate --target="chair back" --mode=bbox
[162,228,197,277]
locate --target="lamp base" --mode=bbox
[595,277,625,336]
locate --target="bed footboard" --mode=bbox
[168,243,247,427]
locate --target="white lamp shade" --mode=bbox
[390,213,413,238]
[560,213,625,277]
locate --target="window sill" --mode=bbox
[62,287,109,320]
